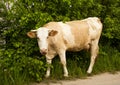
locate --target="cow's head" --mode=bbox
[27,28,58,55]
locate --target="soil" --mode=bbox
[33,72,120,85]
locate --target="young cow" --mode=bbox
[27,17,102,77]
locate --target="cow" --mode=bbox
[27,17,102,78]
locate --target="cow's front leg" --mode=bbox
[45,58,52,78]
[58,50,68,77]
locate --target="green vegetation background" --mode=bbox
[0,0,120,85]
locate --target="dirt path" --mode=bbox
[34,72,120,85]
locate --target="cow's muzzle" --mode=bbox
[40,49,47,55]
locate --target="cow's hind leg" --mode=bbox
[87,40,99,74]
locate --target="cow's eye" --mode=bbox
[47,36,49,39]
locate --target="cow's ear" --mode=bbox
[48,30,58,36]
[27,30,37,38]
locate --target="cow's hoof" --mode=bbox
[87,73,92,76]
[87,70,92,74]
[64,74,69,77]
[45,75,50,78]
[87,71,92,76]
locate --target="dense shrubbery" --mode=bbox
[0,0,120,84]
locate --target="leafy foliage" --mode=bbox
[0,0,120,84]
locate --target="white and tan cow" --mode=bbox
[27,17,102,77]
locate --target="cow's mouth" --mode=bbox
[40,49,47,55]
[41,51,47,55]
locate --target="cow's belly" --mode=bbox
[67,46,83,51]
[67,41,91,52]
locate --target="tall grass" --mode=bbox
[0,45,120,84]
[93,45,120,73]
[0,69,29,85]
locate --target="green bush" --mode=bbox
[0,0,120,84]
[0,49,46,84]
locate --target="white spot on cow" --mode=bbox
[37,27,49,54]
[58,22,75,46]
[87,17,101,30]
[86,17,102,40]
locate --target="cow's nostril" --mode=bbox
[40,49,47,55]
[41,51,47,55]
